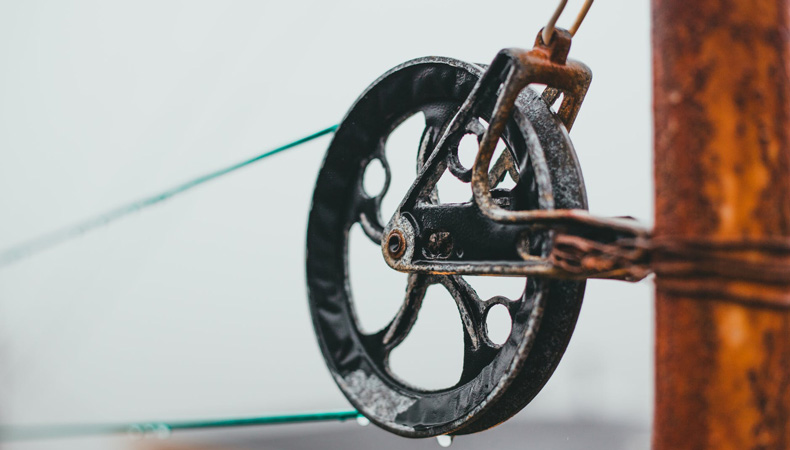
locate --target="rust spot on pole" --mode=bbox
[653,0,790,448]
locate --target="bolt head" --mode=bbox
[387,230,406,259]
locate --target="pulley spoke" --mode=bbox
[460,336,502,382]
[356,142,392,244]
[417,125,440,171]
[466,118,486,138]
[467,116,519,188]
[423,107,457,135]
[357,196,385,243]
[417,125,442,204]
[437,275,487,352]
[379,273,431,350]
[488,147,520,188]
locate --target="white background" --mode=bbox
[0,1,653,448]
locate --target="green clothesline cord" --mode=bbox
[0,410,362,442]
[0,125,338,268]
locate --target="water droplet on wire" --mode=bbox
[153,423,172,439]
[126,425,145,440]
[356,415,371,427]
[436,435,453,447]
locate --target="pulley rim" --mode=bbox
[306,56,587,437]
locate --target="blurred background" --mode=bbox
[0,1,653,448]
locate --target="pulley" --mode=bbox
[306,0,648,438]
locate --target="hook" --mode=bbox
[541,0,594,44]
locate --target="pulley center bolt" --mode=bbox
[387,230,406,260]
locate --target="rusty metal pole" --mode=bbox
[653,1,790,449]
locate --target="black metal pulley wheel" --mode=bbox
[306,57,588,438]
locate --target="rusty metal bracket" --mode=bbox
[380,29,650,282]
[377,27,790,307]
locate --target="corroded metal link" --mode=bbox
[471,31,648,238]
[550,234,651,281]
[549,234,790,308]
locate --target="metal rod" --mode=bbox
[652,0,790,448]
[542,0,593,43]
[568,0,593,36]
